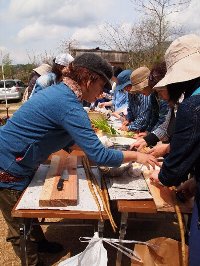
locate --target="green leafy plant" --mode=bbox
[91,118,117,135]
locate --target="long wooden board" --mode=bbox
[39,155,78,207]
[143,170,193,213]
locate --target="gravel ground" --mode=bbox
[0,100,22,117]
[0,210,181,266]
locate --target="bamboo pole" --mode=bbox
[0,51,8,117]
[171,186,187,266]
[82,156,117,232]
[82,157,103,222]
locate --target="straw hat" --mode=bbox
[130,67,150,92]
[154,34,200,88]
[33,63,52,76]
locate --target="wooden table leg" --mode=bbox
[116,212,128,266]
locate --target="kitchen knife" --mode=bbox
[57,169,69,191]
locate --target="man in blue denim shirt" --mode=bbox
[125,66,168,133]
[0,53,157,266]
[121,67,151,132]
[150,34,200,266]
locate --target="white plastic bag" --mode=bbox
[58,232,156,266]
[58,233,107,266]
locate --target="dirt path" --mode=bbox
[0,209,181,266]
[0,101,21,117]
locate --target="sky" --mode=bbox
[0,0,200,64]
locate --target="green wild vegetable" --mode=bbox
[91,118,117,135]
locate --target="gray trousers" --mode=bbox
[0,188,46,266]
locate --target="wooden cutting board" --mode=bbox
[143,170,193,213]
[39,154,78,207]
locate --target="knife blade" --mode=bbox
[57,169,69,191]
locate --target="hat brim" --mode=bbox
[103,81,112,92]
[130,78,149,92]
[82,68,112,90]
[154,52,200,88]
[33,66,52,76]
[33,67,47,76]
[116,80,132,91]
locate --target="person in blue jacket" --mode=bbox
[98,69,130,113]
[0,53,157,266]
[29,53,74,98]
[150,34,200,266]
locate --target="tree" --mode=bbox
[98,0,190,68]
[98,22,135,52]
[59,38,79,57]
[130,0,190,65]
[1,53,13,79]
[26,49,55,66]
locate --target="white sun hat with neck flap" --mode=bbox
[154,34,200,88]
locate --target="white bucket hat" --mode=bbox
[33,63,52,76]
[154,34,200,88]
[55,53,74,66]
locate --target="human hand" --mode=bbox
[130,138,147,151]
[137,132,147,138]
[120,125,128,131]
[176,178,197,200]
[112,112,122,119]
[122,120,129,126]
[148,144,170,158]
[149,170,160,183]
[98,102,105,108]
[136,152,159,170]
[132,133,142,139]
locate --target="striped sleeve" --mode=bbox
[152,109,172,141]
[128,94,150,131]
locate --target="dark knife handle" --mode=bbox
[57,178,64,191]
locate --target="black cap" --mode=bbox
[73,53,113,90]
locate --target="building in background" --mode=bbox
[71,48,129,68]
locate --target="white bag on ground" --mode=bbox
[58,232,155,266]
[58,233,107,266]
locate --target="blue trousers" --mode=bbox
[189,201,200,266]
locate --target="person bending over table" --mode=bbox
[0,53,158,266]
[150,34,200,266]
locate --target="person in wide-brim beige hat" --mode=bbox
[154,34,200,88]
[130,66,150,93]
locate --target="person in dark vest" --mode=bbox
[149,34,200,266]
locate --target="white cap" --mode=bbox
[55,53,74,66]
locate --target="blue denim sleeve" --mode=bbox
[60,104,124,167]
[158,98,200,186]
[127,94,134,122]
